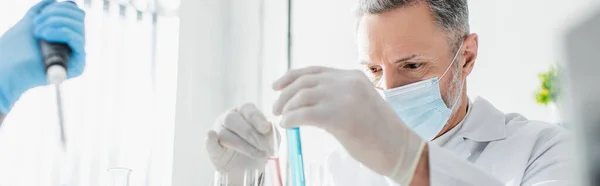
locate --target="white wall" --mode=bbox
[467,0,600,122]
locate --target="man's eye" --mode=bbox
[369,66,381,73]
[403,63,422,69]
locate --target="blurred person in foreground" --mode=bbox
[0,0,85,123]
[206,0,570,185]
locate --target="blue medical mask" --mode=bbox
[383,43,464,140]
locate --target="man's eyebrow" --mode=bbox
[359,60,371,65]
[394,54,419,63]
[359,54,421,65]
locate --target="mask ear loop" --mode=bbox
[440,42,464,110]
[439,42,464,80]
[375,77,386,90]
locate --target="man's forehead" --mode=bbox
[357,27,441,63]
[356,5,450,63]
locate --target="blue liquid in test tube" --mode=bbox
[286,127,305,186]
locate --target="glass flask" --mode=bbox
[212,169,261,186]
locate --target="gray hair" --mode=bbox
[356,0,470,52]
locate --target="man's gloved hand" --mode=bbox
[0,0,86,114]
[205,103,279,184]
[272,66,426,185]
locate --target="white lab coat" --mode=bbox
[320,97,570,186]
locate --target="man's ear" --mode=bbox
[461,33,479,77]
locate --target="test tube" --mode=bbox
[287,127,306,186]
[268,119,283,186]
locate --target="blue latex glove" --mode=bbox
[0,0,86,114]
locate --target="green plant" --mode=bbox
[534,66,559,106]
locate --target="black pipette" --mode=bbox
[40,37,72,151]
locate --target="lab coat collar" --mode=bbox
[457,97,507,142]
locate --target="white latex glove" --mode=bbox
[272,66,426,185]
[205,103,280,184]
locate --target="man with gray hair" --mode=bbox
[205,0,570,185]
